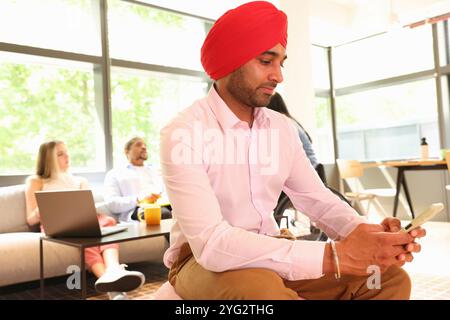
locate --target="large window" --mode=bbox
[107,0,211,166]
[0,0,101,55]
[108,0,208,70]
[0,0,211,183]
[111,68,208,166]
[331,22,446,162]
[333,26,434,88]
[0,52,105,175]
[336,79,439,161]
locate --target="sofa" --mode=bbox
[0,184,169,288]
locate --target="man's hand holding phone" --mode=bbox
[380,203,443,262]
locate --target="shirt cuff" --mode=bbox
[288,240,327,280]
[338,215,367,239]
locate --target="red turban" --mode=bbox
[201,1,288,81]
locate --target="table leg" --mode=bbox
[81,246,86,300]
[401,174,415,219]
[40,238,44,300]
[393,168,404,217]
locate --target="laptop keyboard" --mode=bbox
[100,225,127,236]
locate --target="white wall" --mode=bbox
[279,0,317,140]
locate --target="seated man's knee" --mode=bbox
[384,266,411,300]
[397,267,412,299]
[217,269,297,300]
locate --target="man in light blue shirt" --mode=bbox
[296,123,319,168]
[104,137,171,222]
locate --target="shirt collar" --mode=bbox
[126,163,149,169]
[254,107,271,129]
[207,85,241,130]
[207,85,272,130]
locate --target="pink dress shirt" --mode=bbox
[160,86,366,281]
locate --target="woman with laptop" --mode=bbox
[25,140,145,300]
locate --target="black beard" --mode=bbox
[227,69,274,109]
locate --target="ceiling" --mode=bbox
[310,0,450,46]
[143,0,450,46]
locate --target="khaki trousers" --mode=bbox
[168,243,411,300]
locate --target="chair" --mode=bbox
[445,152,450,191]
[273,186,353,241]
[314,163,327,184]
[336,159,396,217]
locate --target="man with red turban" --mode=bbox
[160,1,422,300]
[201,0,287,81]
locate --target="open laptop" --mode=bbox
[35,189,127,238]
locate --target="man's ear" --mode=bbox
[215,75,231,93]
[215,77,225,87]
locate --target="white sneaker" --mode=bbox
[107,292,129,300]
[95,264,145,293]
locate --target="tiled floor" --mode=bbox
[409,273,450,300]
[402,221,450,300]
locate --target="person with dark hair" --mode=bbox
[267,92,319,168]
[104,137,171,222]
[267,92,327,183]
[160,1,424,300]
[25,140,145,300]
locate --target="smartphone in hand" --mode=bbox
[401,203,444,233]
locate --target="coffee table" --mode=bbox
[39,218,172,300]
